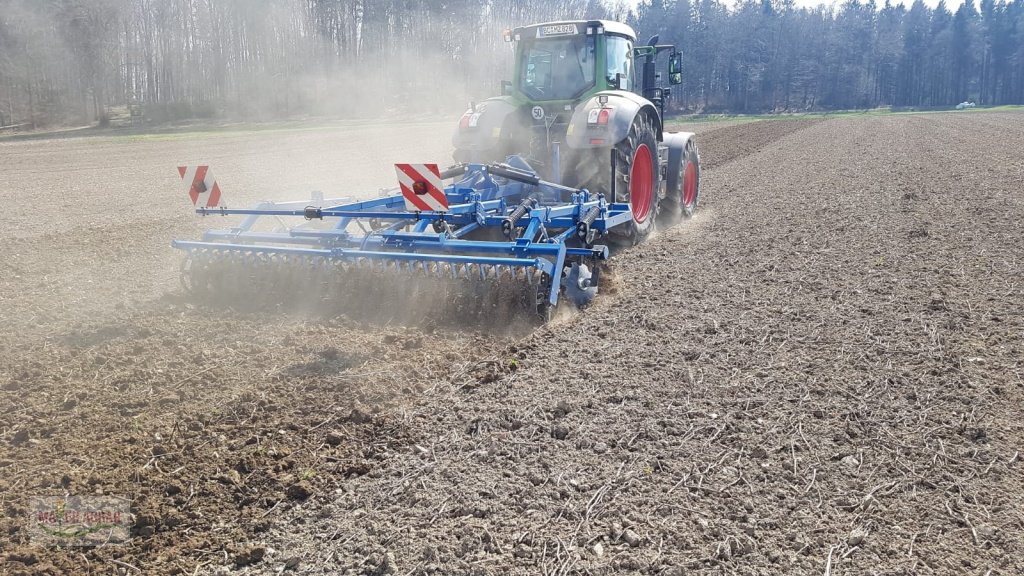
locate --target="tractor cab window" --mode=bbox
[519,35,596,101]
[606,36,633,91]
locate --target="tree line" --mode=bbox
[0,0,1021,129]
[635,0,1024,112]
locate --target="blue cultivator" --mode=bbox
[172,156,631,322]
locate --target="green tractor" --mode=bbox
[453,19,700,243]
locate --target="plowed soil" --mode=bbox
[1,113,1022,575]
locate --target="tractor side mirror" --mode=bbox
[668,52,683,85]
[613,73,626,90]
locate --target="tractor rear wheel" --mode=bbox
[659,139,701,225]
[612,113,661,244]
[563,113,661,246]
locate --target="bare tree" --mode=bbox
[0,0,1021,128]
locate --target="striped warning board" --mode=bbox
[178,165,223,208]
[395,163,447,212]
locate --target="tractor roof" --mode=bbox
[514,20,637,41]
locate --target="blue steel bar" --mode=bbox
[172,240,554,270]
[174,240,332,257]
[182,231,604,260]
[196,199,510,221]
[201,231,327,245]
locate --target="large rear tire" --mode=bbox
[659,139,701,225]
[615,114,661,244]
[565,114,662,247]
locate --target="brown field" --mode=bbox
[1,112,1022,575]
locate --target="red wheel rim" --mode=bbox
[683,160,697,207]
[629,144,654,223]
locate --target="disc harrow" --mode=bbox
[172,157,626,325]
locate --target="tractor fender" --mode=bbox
[663,131,696,197]
[452,96,519,158]
[565,91,663,149]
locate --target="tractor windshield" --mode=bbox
[518,35,596,101]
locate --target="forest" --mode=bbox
[0,0,1022,128]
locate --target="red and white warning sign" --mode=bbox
[395,163,447,212]
[178,165,224,208]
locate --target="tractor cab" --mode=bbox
[512,21,634,102]
[506,21,679,108]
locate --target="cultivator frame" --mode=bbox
[172,156,631,320]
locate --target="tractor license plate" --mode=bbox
[539,24,577,37]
